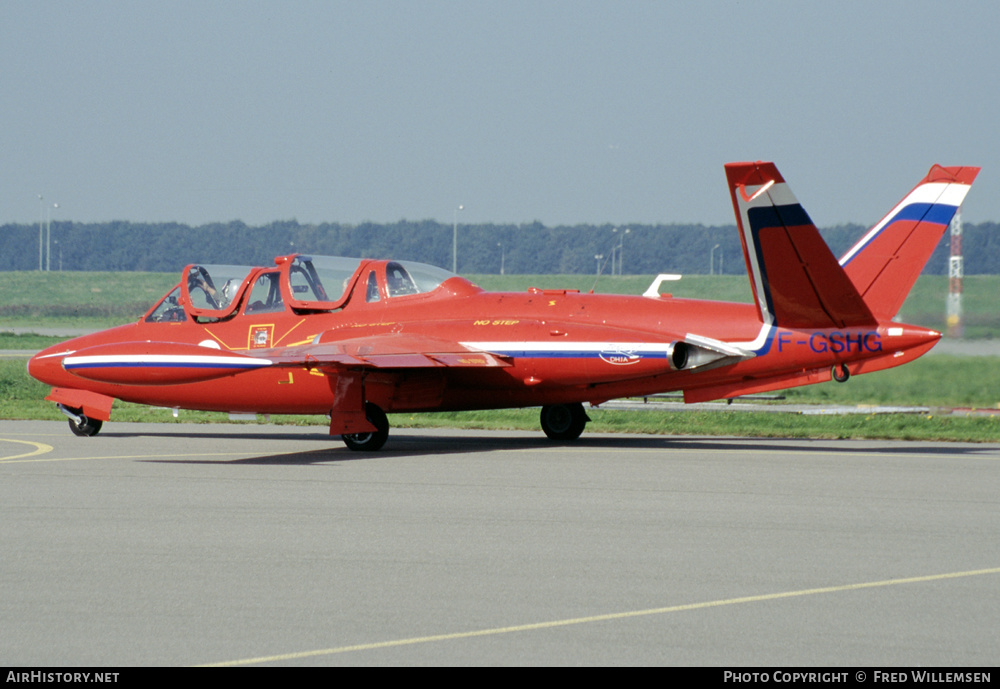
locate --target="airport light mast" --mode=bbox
[37,195,44,271]
[946,208,963,338]
[452,205,464,273]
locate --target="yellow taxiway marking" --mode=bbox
[202,566,1000,666]
[0,438,54,462]
[0,452,261,465]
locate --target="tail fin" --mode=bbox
[839,165,979,320]
[725,161,876,330]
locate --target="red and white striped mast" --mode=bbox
[946,208,963,338]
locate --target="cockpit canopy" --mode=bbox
[282,255,458,309]
[145,254,463,322]
[183,264,257,316]
[283,255,363,309]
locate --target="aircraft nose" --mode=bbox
[27,346,71,387]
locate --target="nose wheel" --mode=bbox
[60,405,103,437]
[540,403,590,441]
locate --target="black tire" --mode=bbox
[68,414,103,437]
[342,403,390,451]
[832,363,850,383]
[540,403,589,441]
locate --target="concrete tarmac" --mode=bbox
[1,420,998,666]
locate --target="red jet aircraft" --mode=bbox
[29,161,979,450]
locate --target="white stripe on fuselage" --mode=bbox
[460,341,674,357]
[729,322,773,354]
[63,354,273,369]
[462,335,763,359]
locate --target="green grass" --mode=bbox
[5,355,1000,442]
[471,274,1000,338]
[777,355,999,408]
[392,408,1000,443]
[4,271,997,337]
[0,270,177,328]
[467,273,757,303]
[0,333,66,350]
[900,275,1000,338]
[4,271,999,442]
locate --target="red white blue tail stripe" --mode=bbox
[840,178,973,266]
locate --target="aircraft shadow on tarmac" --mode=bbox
[134,433,592,465]
[108,429,996,465]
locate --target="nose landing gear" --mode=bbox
[58,404,104,437]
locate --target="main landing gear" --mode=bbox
[341,403,390,451]
[340,401,592,450]
[539,403,590,441]
[58,405,104,437]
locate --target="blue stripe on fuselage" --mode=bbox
[482,350,671,359]
[65,361,265,370]
[751,325,777,356]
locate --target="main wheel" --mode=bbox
[68,414,103,437]
[342,403,390,451]
[540,403,589,441]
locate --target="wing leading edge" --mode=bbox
[264,333,512,370]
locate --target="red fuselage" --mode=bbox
[28,258,939,420]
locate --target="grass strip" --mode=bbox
[4,359,998,442]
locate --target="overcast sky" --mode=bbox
[4,1,998,229]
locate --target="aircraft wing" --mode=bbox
[264,333,513,369]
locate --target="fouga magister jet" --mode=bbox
[29,161,979,450]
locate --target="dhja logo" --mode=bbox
[599,349,641,365]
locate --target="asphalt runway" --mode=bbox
[2,420,998,666]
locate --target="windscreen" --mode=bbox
[285,255,364,309]
[395,260,455,294]
[182,264,256,318]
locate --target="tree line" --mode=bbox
[1,219,997,275]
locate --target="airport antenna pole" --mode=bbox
[619,227,630,275]
[37,195,44,271]
[46,203,58,271]
[453,205,464,273]
[946,208,964,338]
